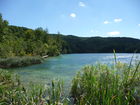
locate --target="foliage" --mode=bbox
[0,14,64,58]
[70,61,140,105]
[0,70,66,105]
[0,60,140,105]
[62,35,140,53]
[0,56,43,68]
[1,13,140,58]
[1,13,140,59]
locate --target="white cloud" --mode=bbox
[79,2,86,7]
[103,21,110,24]
[107,31,120,36]
[70,13,76,18]
[114,18,123,23]
[138,24,140,26]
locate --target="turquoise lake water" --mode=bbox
[8,53,140,87]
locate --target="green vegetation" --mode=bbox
[1,60,140,105]
[61,35,140,53]
[71,62,140,105]
[0,13,67,68]
[0,69,66,105]
[0,13,140,104]
[0,14,64,58]
[1,13,140,60]
[0,56,43,68]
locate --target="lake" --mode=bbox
[8,53,140,87]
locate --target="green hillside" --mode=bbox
[1,13,140,59]
[62,35,140,53]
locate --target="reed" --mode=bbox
[0,57,140,105]
[0,69,65,105]
[0,56,43,68]
[70,61,140,105]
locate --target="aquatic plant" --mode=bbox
[0,56,43,68]
[70,61,140,105]
[0,57,140,105]
[0,69,66,105]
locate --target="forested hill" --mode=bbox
[61,35,140,53]
[0,14,65,58]
[1,13,140,58]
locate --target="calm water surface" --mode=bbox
[8,53,140,86]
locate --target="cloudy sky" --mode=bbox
[0,0,140,38]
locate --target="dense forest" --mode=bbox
[0,13,140,59]
[62,35,140,53]
[0,14,66,58]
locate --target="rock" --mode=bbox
[42,55,48,58]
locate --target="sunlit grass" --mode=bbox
[0,69,66,105]
[70,61,140,105]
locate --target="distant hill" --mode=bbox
[7,26,140,53]
[5,26,140,54]
[8,25,140,53]
[61,35,140,53]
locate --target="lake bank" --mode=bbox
[1,61,140,105]
[0,56,43,69]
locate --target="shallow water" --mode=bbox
[7,53,140,87]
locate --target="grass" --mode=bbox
[0,69,67,105]
[0,56,43,68]
[70,62,140,105]
[0,58,140,105]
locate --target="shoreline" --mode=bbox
[0,56,44,69]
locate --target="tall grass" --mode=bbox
[70,61,140,105]
[0,69,66,105]
[0,56,43,68]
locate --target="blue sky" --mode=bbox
[0,0,140,38]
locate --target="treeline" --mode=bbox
[0,14,66,58]
[1,13,140,58]
[61,35,140,53]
